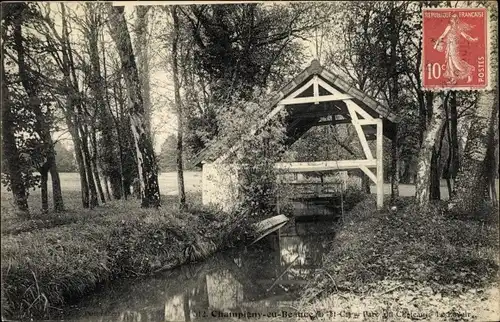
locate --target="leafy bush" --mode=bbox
[212,89,288,219]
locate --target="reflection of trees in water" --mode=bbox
[66,226,332,321]
[279,234,330,281]
[206,269,244,310]
[280,236,308,266]
[164,294,186,322]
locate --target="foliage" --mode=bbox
[54,142,77,172]
[212,89,288,218]
[174,3,327,154]
[1,3,61,198]
[157,134,195,172]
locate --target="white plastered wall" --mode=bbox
[202,162,240,212]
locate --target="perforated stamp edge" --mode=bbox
[420,6,493,92]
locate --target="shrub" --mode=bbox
[213,89,288,219]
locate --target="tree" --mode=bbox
[1,5,29,214]
[170,5,186,209]
[134,5,152,136]
[107,4,161,208]
[158,136,177,171]
[4,3,65,213]
[178,3,327,155]
[415,93,446,208]
[448,3,499,212]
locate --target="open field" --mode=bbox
[4,171,493,200]
[0,171,202,195]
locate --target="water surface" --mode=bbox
[64,220,336,322]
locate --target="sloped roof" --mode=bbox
[190,60,399,167]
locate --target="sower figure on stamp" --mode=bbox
[434,13,479,85]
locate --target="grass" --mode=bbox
[298,196,500,321]
[1,190,251,321]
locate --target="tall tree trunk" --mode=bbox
[171,5,187,209]
[104,176,112,201]
[80,123,99,208]
[50,161,64,212]
[90,126,106,204]
[107,5,161,208]
[102,29,124,200]
[448,6,498,213]
[113,82,129,200]
[135,6,152,136]
[1,38,29,214]
[449,92,459,183]
[484,108,499,206]
[430,118,448,200]
[67,111,90,208]
[86,3,119,203]
[40,167,49,213]
[388,7,399,201]
[13,8,64,213]
[415,94,445,208]
[59,3,90,208]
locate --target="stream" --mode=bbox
[63,219,337,322]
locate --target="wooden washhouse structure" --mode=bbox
[192,60,399,212]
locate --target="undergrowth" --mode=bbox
[299,196,499,321]
[1,193,251,320]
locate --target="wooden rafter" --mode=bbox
[346,100,374,160]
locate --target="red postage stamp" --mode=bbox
[422,7,489,90]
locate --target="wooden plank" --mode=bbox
[376,118,384,210]
[275,159,377,173]
[251,221,289,245]
[358,119,379,125]
[346,101,374,160]
[288,77,315,100]
[316,77,344,96]
[345,99,374,120]
[252,214,289,233]
[313,75,319,105]
[280,94,353,106]
[359,166,377,184]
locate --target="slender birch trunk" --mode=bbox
[107,4,160,208]
[50,162,64,212]
[135,6,152,136]
[415,94,445,208]
[171,5,187,209]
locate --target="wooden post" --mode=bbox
[313,75,319,104]
[376,118,384,210]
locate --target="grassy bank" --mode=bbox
[1,192,251,320]
[299,197,499,321]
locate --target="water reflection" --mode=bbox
[65,220,334,322]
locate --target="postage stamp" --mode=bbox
[422,7,489,91]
